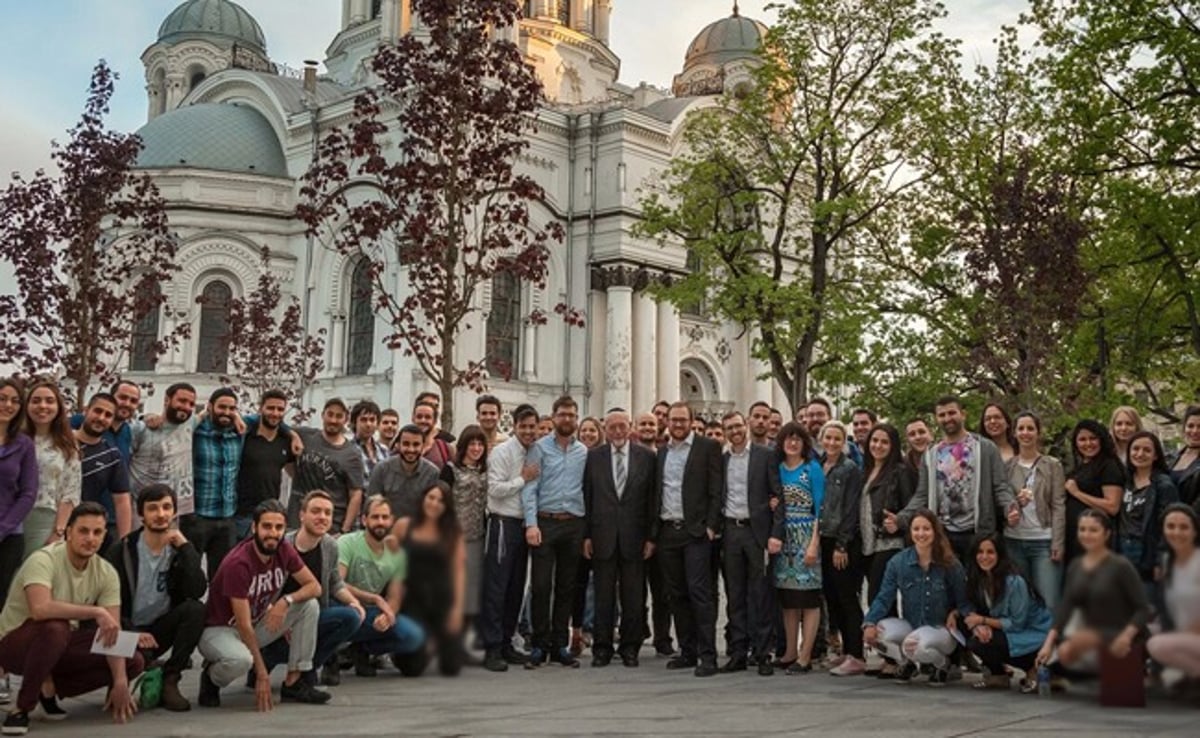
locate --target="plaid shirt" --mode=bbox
[192,416,244,518]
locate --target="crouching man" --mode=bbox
[105,484,207,712]
[0,502,142,735]
[197,499,329,710]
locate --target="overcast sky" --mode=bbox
[0,0,1027,178]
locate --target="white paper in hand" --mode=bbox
[91,629,139,658]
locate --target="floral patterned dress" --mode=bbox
[775,459,825,591]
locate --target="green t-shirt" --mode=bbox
[337,531,406,596]
[0,542,121,638]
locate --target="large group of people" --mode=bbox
[0,375,1198,733]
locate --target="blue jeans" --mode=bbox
[261,604,362,676]
[1005,537,1062,610]
[350,606,425,655]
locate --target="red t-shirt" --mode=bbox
[204,538,304,627]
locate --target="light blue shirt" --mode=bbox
[521,434,587,526]
[660,432,693,520]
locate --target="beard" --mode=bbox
[367,525,390,541]
[253,534,280,556]
[167,406,192,424]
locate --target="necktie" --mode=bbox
[615,447,626,499]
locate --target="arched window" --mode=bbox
[346,260,375,376]
[486,272,522,379]
[189,70,206,90]
[129,282,161,371]
[196,279,232,374]
[372,0,383,18]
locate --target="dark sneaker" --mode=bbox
[37,695,67,721]
[551,648,580,668]
[524,647,546,670]
[354,647,378,677]
[320,662,341,687]
[928,668,949,687]
[501,646,529,665]
[280,679,332,705]
[198,666,221,708]
[160,671,192,712]
[893,662,918,684]
[484,649,509,672]
[1,711,29,736]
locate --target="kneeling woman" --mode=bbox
[959,534,1052,690]
[1035,509,1151,678]
[1146,504,1200,691]
[393,482,468,676]
[863,510,967,684]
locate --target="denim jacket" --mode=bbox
[818,456,863,549]
[958,573,1052,657]
[864,546,967,629]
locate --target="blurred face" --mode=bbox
[112,382,141,423]
[141,496,175,534]
[27,387,60,429]
[781,433,805,462]
[1077,515,1109,552]
[465,438,486,464]
[0,386,20,426]
[605,413,631,448]
[1014,416,1040,449]
[636,413,658,443]
[667,406,692,441]
[1185,415,1200,449]
[821,427,845,460]
[514,415,539,447]
[906,420,932,453]
[260,398,286,430]
[768,411,783,437]
[805,403,829,434]
[379,414,399,441]
[653,405,669,432]
[477,403,500,433]
[910,516,934,549]
[982,406,1008,441]
[165,389,196,425]
[748,406,770,438]
[723,415,747,448]
[975,539,998,573]
[705,425,725,443]
[363,501,394,541]
[82,399,117,437]
[66,514,107,560]
[1128,436,1157,471]
[322,405,348,437]
[253,512,287,556]
[209,395,238,428]
[554,404,579,438]
[423,486,446,519]
[1163,511,1197,554]
[578,421,601,447]
[691,419,706,436]
[301,497,334,537]
[397,430,424,465]
[1075,429,1101,461]
[935,402,964,438]
[868,428,891,462]
[851,413,872,445]
[355,412,378,441]
[536,417,554,438]
[1111,411,1138,444]
[413,405,436,434]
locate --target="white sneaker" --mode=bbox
[830,656,866,677]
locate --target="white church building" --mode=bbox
[128,0,793,426]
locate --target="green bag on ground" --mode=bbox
[134,666,163,709]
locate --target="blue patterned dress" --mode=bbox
[775,460,825,591]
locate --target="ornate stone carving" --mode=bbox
[590,263,655,292]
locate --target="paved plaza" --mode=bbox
[29,652,1198,737]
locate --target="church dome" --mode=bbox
[157,0,267,54]
[681,6,768,74]
[135,103,288,178]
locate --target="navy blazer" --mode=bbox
[651,433,724,540]
[583,442,657,560]
[723,444,783,547]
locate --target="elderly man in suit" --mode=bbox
[719,411,783,676]
[652,401,725,677]
[582,408,657,668]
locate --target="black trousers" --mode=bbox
[645,553,673,649]
[865,548,901,619]
[479,515,528,651]
[0,535,24,611]
[179,515,237,581]
[657,524,717,664]
[821,536,865,659]
[968,628,1037,674]
[530,516,585,653]
[946,530,975,564]
[722,524,772,660]
[140,599,205,675]
[592,551,645,656]
[572,556,592,630]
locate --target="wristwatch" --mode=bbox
[283,594,295,607]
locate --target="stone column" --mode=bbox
[587,287,608,414]
[350,0,369,23]
[522,317,538,381]
[593,266,634,413]
[656,300,680,404]
[594,0,612,44]
[329,312,347,375]
[631,289,657,416]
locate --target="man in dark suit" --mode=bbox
[582,409,657,668]
[719,411,783,675]
[652,401,725,677]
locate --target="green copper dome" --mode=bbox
[135,103,288,178]
[682,10,768,72]
[157,0,267,53]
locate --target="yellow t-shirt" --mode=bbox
[0,542,120,639]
